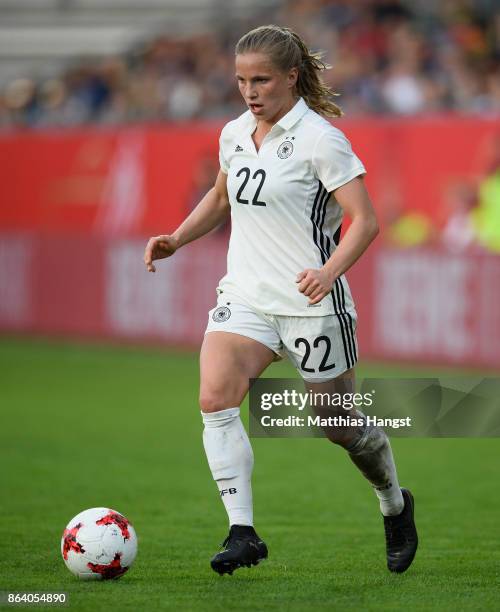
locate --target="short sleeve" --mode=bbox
[218,129,229,174]
[312,129,366,192]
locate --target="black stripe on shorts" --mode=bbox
[310,181,355,369]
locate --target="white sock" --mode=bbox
[348,424,404,516]
[371,442,405,516]
[202,407,254,526]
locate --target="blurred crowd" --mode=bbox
[1,0,499,128]
[385,136,500,253]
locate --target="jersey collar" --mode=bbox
[276,97,308,131]
[245,97,308,134]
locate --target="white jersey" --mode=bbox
[218,97,366,317]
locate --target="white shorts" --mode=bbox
[205,293,358,381]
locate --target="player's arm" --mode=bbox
[144,170,230,272]
[297,176,378,303]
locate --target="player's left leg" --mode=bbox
[305,372,417,572]
[280,315,418,573]
[307,369,405,516]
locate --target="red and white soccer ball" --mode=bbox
[61,507,137,580]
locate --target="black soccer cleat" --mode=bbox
[210,525,268,576]
[384,488,418,573]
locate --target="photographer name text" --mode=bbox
[259,415,412,429]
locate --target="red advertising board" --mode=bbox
[1,118,499,368]
[1,118,497,236]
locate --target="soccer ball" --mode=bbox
[61,507,137,580]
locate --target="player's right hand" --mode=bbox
[144,235,178,272]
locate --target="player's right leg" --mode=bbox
[200,302,279,575]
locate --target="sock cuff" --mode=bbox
[201,406,240,426]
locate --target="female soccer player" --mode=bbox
[144,25,418,576]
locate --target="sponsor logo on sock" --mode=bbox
[235,145,243,152]
[374,482,393,491]
[220,488,237,496]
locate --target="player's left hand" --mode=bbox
[296,267,335,304]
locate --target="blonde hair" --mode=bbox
[235,24,343,118]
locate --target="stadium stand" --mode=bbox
[0,0,498,127]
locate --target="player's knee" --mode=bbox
[200,391,225,413]
[199,389,241,413]
[312,404,361,446]
[324,426,358,448]
[347,424,388,455]
[315,407,388,451]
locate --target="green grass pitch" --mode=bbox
[1,337,499,611]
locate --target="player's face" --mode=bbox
[235,53,298,123]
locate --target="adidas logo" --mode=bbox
[235,145,243,152]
